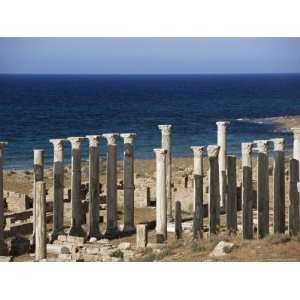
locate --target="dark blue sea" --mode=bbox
[0,74,300,169]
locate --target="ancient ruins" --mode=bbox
[0,123,300,262]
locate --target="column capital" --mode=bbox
[50,138,67,147]
[216,121,230,128]
[271,138,285,151]
[86,135,101,147]
[67,137,86,149]
[158,124,172,135]
[103,133,119,145]
[190,146,205,156]
[33,149,44,164]
[0,141,8,152]
[120,133,136,144]
[253,140,270,153]
[241,142,253,155]
[207,145,220,158]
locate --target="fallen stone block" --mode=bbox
[209,241,235,258]
[85,247,99,255]
[118,242,131,250]
[0,256,13,262]
[66,235,85,245]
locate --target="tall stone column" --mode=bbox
[33,149,44,244]
[158,125,172,221]
[254,140,270,239]
[0,142,8,255]
[154,148,168,243]
[227,155,237,233]
[207,145,220,235]
[67,137,86,237]
[86,135,101,239]
[216,121,230,208]
[35,181,46,261]
[50,139,66,240]
[241,142,253,239]
[272,138,285,234]
[191,146,204,239]
[120,133,136,234]
[103,133,119,236]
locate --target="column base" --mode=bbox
[123,224,136,234]
[87,231,103,241]
[68,226,86,237]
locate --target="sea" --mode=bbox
[0,74,300,169]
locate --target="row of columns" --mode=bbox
[34,133,137,241]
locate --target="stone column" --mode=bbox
[103,133,119,236]
[86,135,101,239]
[207,145,220,235]
[136,224,148,249]
[33,149,44,244]
[175,201,183,239]
[154,148,168,243]
[120,133,136,234]
[67,137,86,237]
[241,142,253,239]
[216,121,230,208]
[158,125,172,221]
[227,155,237,233]
[272,138,285,234]
[289,159,300,235]
[254,140,270,239]
[35,181,46,261]
[0,142,7,255]
[49,139,66,240]
[292,127,300,174]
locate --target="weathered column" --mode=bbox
[154,148,168,243]
[50,139,66,240]
[289,159,300,235]
[103,133,119,236]
[86,135,101,239]
[67,137,86,237]
[158,125,172,221]
[292,127,300,174]
[227,155,237,233]
[33,149,44,244]
[272,138,285,234]
[241,142,253,239]
[207,145,220,235]
[254,140,270,239]
[136,224,148,249]
[0,142,8,255]
[191,146,204,234]
[35,181,46,261]
[120,133,136,234]
[216,121,230,208]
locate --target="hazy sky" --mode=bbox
[0,38,300,74]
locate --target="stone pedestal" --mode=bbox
[154,148,168,243]
[254,140,270,239]
[35,181,46,261]
[241,143,253,239]
[33,149,44,244]
[158,125,172,221]
[50,139,67,240]
[272,138,285,234]
[103,133,119,236]
[136,224,147,248]
[120,133,136,234]
[67,137,86,237]
[207,145,220,235]
[86,135,101,239]
[216,121,230,208]
[226,155,237,233]
[0,142,7,255]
